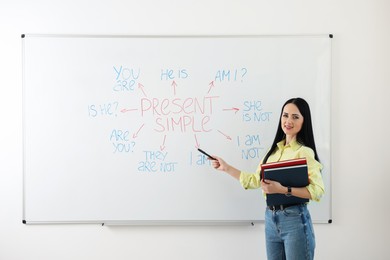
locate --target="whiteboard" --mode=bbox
[22,35,332,224]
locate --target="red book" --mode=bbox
[261,158,307,179]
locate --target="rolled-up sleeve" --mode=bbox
[302,148,325,201]
[239,171,261,189]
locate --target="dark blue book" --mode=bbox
[261,158,309,206]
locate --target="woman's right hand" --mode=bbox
[210,156,229,171]
[210,156,241,180]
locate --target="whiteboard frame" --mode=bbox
[22,34,333,225]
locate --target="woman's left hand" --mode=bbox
[261,179,286,194]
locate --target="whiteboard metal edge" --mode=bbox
[328,34,334,224]
[21,34,333,39]
[22,220,261,226]
[22,220,332,225]
[21,34,27,222]
[23,220,105,225]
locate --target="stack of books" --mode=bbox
[261,158,309,206]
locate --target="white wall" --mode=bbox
[0,0,388,259]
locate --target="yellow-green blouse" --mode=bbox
[239,139,325,201]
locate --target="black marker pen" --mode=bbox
[197,148,216,160]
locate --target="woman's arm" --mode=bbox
[211,156,241,180]
[211,155,262,189]
[261,179,312,199]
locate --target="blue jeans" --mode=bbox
[265,204,315,260]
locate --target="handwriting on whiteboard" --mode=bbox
[86,65,273,173]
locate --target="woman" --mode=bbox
[211,97,325,260]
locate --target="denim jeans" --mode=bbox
[265,204,315,260]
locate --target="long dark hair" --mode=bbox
[263,97,320,163]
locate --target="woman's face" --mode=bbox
[281,103,304,139]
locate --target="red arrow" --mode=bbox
[133,123,145,138]
[172,80,177,96]
[194,134,200,148]
[223,107,240,114]
[120,108,138,113]
[207,81,215,94]
[160,135,167,151]
[217,130,232,140]
[138,83,147,97]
